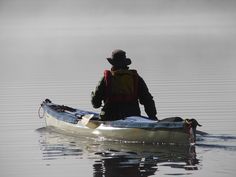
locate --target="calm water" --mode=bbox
[1,0,236,177]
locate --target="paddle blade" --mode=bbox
[81,114,101,129]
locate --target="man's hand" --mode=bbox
[149,116,158,121]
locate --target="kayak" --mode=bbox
[39,99,201,144]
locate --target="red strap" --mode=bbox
[104,70,112,100]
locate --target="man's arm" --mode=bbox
[91,77,105,108]
[138,76,158,120]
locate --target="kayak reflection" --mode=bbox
[37,127,199,176]
[93,144,199,177]
[93,150,158,177]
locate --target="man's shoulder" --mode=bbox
[129,69,138,74]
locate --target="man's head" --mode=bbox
[107,49,132,68]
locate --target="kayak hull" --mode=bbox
[41,100,196,144]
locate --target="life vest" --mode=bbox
[104,69,138,103]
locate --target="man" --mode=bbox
[91,49,158,121]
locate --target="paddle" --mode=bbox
[81,114,101,129]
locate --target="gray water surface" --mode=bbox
[1,0,236,176]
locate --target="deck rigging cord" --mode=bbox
[38,104,45,119]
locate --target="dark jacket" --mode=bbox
[91,69,157,121]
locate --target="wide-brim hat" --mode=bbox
[107,49,132,66]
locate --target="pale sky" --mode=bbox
[0,0,236,82]
[0,0,235,36]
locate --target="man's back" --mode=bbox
[91,49,158,121]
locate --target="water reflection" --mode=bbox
[93,150,159,177]
[37,127,199,176]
